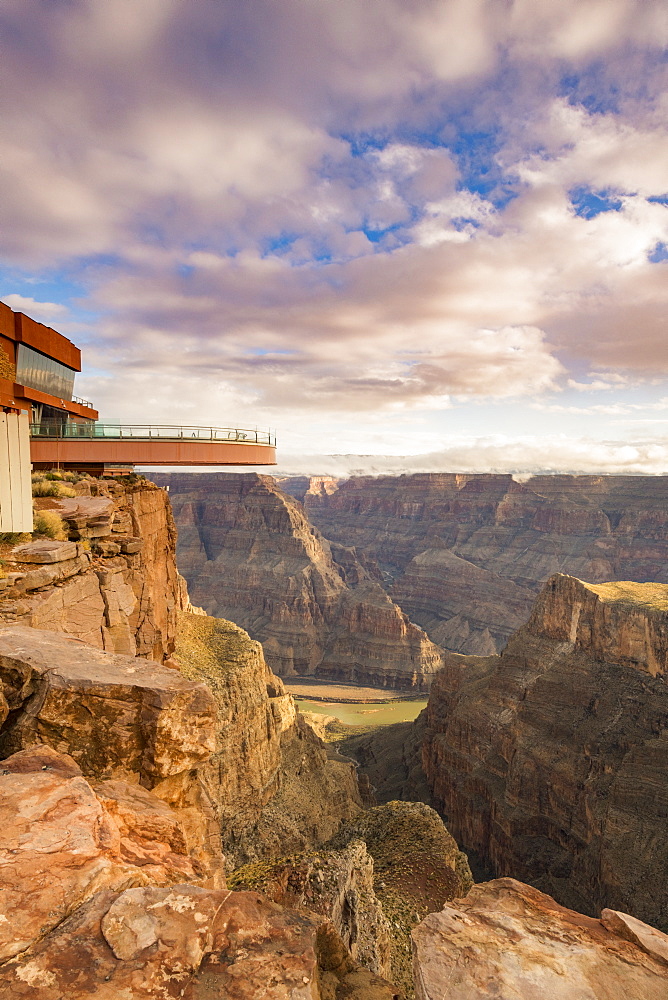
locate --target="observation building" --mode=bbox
[0,302,276,530]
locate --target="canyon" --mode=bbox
[162,470,668,669]
[1,471,668,997]
[155,472,443,689]
[294,472,668,655]
[351,572,668,932]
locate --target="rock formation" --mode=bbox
[155,472,444,689]
[422,573,668,930]
[412,878,668,1000]
[303,472,668,654]
[0,477,188,661]
[232,800,473,998]
[276,475,340,502]
[173,610,363,866]
[0,626,399,998]
[230,839,394,981]
[0,747,396,1000]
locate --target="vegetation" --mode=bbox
[586,580,668,613]
[0,532,30,546]
[175,611,259,685]
[33,510,68,540]
[31,473,77,498]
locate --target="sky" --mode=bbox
[1,0,667,477]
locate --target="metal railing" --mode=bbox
[72,395,95,409]
[30,422,276,445]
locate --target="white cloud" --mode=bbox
[1,295,68,322]
[274,434,668,478]
[0,0,667,469]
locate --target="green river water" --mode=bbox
[294,698,427,727]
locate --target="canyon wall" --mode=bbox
[421,573,668,930]
[0,629,395,1000]
[0,477,188,662]
[300,472,668,654]
[173,610,363,867]
[155,472,444,689]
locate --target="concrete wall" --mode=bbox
[0,412,33,532]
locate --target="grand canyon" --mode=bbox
[1,469,667,997]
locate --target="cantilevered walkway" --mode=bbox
[30,423,276,474]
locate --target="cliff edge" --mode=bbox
[422,572,668,929]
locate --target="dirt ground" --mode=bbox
[284,676,421,703]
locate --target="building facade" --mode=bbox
[0,303,275,528]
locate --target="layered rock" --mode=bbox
[277,475,340,502]
[232,800,472,999]
[0,630,398,997]
[0,746,203,964]
[155,473,443,690]
[412,878,668,1000]
[0,883,399,1000]
[0,748,396,1000]
[390,547,532,655]
[0,477,188,661]
[230,840,394,980]
[305,472,668,653]
[173,611,363,866]
[0,624,223,878]
[422,574,668,929]
[0,626,216,783]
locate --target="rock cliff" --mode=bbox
[232,800,473,999]
[0,747,395,1000]
[155,472,444,689]
[304,472,668,654]
[0,477,188,661]
[0,625,398,998]
[422,573,668,929]
[173,611,363,866]
[413,878,668,1000]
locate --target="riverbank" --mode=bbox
[284,676,426,704]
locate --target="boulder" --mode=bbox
[0,746,143,962]
[0,883,399,999]
[412,879,668,999]
[0,626,216,786]
[12,540,78,564]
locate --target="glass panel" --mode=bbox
[16,344,75,400]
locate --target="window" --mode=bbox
[16,344,75,400]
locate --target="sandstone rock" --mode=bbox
[529,574,668,676]
[412,879,668,999]
[172,611,362,867]
[600,908,668,966]
[421,574,668,929]
[13,572,109,647]
[154,472,444,690]
[230,839,394,980]
[12,539,78,563]
[277,476,340,502]
[93,779,200,884]
[1,479,189,662]
[0,626,216,786]
[304,472,668,654]
[0,746,143,962]
[331,801,472,996]
[0,883,399,999]
[15,552,90,592]
[390,547,533,655]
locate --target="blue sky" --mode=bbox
[1,0,667,475]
